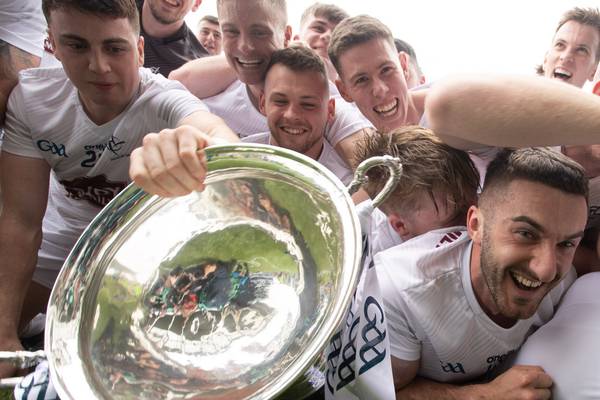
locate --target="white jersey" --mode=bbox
[513,272,600,400]
[202,79,372,145]
[3,67,207,287]
[242,132,353,185]
[0,0,45,57]
[365,206,403,256]
[375,228,575,383]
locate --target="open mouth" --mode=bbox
[509,270,542,291]
[552,67,572,81]
[280,126,307,136]
[373,99,399,118]
[236,58,263,69]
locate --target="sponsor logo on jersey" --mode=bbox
[436,231,463,248]
[440,361,466,374]
[37,139,68,157]
[60,175,127,207]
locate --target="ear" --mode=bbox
[419,74,427,85]
[327,97,336,122]
[137,35,145,67]
[466,205,483,243]
[593,80,600,96]
[588,63,598,82]
[398,51,410,81]
[259,91,266,115]
[292,33,300,41]
[48,29,60,61]
[335,78,353,103]
[192,0,201,12]
[284,25,292,47]
[388,212,411,239]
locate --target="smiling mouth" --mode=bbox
[280,126,307,136]
[163,0,180,7]
[553,67,572,81]
[509,270,543,290]
[373,99,399,117]
[236,58,263,68]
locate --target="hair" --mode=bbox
[536,7,600,75]
[198,14,219,26]
[328,15,395,76]
[355,127,480,221]
[300,3,349,28]
[42,0,140,34]
[266,45,328,89]
[217,0,288,29]
[394,38,424,78]
[480,148,589,211]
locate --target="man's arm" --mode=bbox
[425,74,600,150]
[168,54,237,99]
[0,40,40,126]
[391,355,553,400]
[130,110,238,197]
[0,152,50,376]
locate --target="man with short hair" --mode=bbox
[355,127,479,254]
[394,38,425,88]
[196,15,221,55]
[138,0,208,76]
[170,0,371,166]
[244,46,352,184]
[0,0,236,377]
[378,147,588,397]
[536,7,600,88]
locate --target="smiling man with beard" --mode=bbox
[375,147,589,398]
[138,0,208,76]
[242,46,352,184]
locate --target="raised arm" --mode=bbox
[168,54,237,99]
[0,152,50,377]
[425,74,600,150]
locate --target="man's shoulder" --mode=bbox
[203,80,245,101]
[17,67,70,90]
[375,227,470,290]
[11,67,74,109]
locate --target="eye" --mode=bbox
[66,42,87,51]
[107,46,126,54]
[381,65,396,75]
[222,28,239,38]
[311,25,326,33]
[301,103,316,110]
[354,76,368,86]
[252,29,270,38]
[272,99,287,106]
[576,46,589,55]
[557,240,577,249]
[515,229,536,241]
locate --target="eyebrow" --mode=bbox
[59,34,130,46]
[511,215,585,240]
[349,61,394,82]
[270,92,320,101]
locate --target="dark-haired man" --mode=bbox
[0,0,236,377]
[378,148,588,398]
[196,15,221,55]
[138,0,208,76]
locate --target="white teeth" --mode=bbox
[237,58,262,66]
[553,68,572,79]
[511,272,542,289]
[281,127,305,135]
[374,99,398,116]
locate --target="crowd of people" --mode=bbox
[1,0,600,399]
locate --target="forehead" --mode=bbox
[49,8,137,39]
[554,20,600,47]
[199,20,219,30]
[302,14,337,29]
[219,0,283,28]
[338,37,398,77]
[265,64,328,96]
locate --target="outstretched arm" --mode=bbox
[168,54,237,99]
[426,74,600,150]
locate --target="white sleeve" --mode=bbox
[0,0,45,57]
[375,255,421,361]
[325,99,373,146]
[2,82,42,158]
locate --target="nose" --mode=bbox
[528,243,558,283]
[88,49,110,74]
[321,30,331,46]
[558,47,575,63]
[239,33,255,54]
[282,102,301,121]
[372,76,389,98]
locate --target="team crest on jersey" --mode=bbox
[435,231,463,248]
[60,175,127,207]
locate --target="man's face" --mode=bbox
[197,20,222,55]
[543,20,600,88]
[336,38,411,132]
[469,180,587,322]
[218,0,290,85]
[49,9,143,122]
[260,64,334,157]
[146,0,200,25]
[299,15,337,59]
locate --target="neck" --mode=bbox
[141,2,184,38]
[246,83,264,113]
[469,243,517,329]
[405,90,426,125]
[270,136,324,161]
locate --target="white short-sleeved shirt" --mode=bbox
[0,0,45,57]
[202,79,372,145]
[513,272,600,400]
[3,67,207,287]
[375,228,575,383]
[242,132,353,185]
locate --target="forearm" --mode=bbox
[168,54,236,99]
[426,74,600,150]
[562,145,600,177]
[0,218,42,340]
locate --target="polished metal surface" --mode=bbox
[45,144,364,399]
